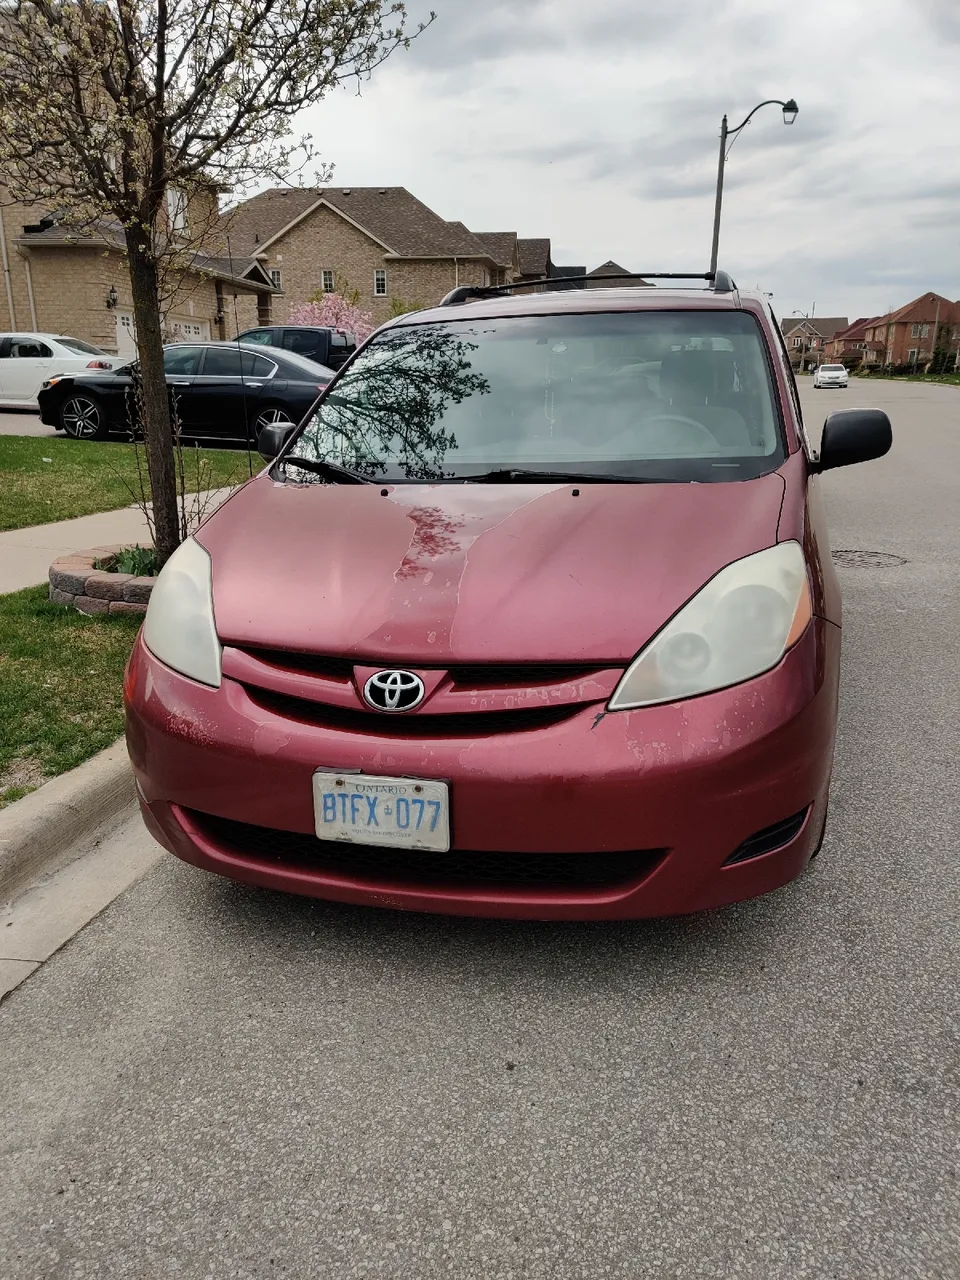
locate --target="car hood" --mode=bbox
[198,470,787,663]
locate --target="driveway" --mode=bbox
[0,409,56,437]
[0,379,957,1278]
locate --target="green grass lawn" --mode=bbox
[0,435,255,531]
[0,584,142,806]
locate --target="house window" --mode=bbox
[792,336,801,348]
[374,269,387,296]
[921,323,930,338]
[908,348,918,362]
[165,187,187,234]
[269,269,282,289]
[322,269,335,293]
[911,323,920,338]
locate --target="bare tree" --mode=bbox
[0,0,431,565]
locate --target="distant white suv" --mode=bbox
[813,363,848,389]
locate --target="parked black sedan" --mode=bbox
[37,342,336,441]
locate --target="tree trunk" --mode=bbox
[124,230,180,568]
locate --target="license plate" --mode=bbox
[312,771,450,852]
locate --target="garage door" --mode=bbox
[115,311,137,359]
[168,318,210,342]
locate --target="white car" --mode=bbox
[812,363,848,389]
[0,332,123,408]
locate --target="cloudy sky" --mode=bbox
[301,0,959,322]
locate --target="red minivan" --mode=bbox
[125,271,891,919]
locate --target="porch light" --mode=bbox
[106,285,119,309]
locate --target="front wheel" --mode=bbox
[61,393,109,440]
[253,404,295,436]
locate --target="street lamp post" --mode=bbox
[709,98,798,275]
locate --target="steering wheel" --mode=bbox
[635,414,720,449]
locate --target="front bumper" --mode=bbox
[125,621,840,920]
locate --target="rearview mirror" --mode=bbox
[257,421,295,461]
[813,408,892,473]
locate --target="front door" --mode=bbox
[162,345,204,432]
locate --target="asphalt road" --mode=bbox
[1,380,957,1279]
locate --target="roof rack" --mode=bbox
[439,269,737,306]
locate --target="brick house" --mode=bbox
[0,184,275,356]
[217,186,531,329]
[824,317,883,368]
[779,316,849,371]
[857,293,960,369]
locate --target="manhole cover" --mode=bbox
[831,549,908,568]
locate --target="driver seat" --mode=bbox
[657,349,750,448]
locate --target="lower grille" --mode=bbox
[189,810,666,891]
[723,808,809,866]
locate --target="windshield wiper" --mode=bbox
[279,456,374,484]
[461,468,661,484]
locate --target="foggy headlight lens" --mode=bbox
[608,542,812,710]
[142,537,222,687]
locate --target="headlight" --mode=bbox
[608,542,812,710]
[142,537,222,687]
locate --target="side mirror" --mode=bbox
[258,421,295,461]
[813,408,891,473]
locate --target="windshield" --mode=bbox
[821,365,845,371]
[289,310,785,483]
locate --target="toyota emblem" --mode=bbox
[363,669,425,712]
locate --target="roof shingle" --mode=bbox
[219,187,497,261]
[472,231,518,269]
[517,238,551,277]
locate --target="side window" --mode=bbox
[10,339,52,358]
[769,311,807,451]
[162,346,203,376]
[200,347,244,377]
[242,352,276,378]
[238,329,276,347]
[330,332,347,350]
[282,329,323,357]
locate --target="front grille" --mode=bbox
[190,810,666,890]
[723,808,809,866]
[449,664,610,689]
[244,687,584,737]
[237,651,611,691]
[238,648,355,681]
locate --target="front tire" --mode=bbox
[253,404,295,435]
[61,393,108,440]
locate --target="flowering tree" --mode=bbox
[0,1,431,566]
[289,294,376,342]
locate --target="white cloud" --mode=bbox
[297,0,959,319]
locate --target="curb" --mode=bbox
[0,739,136,905]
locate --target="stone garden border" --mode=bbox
[49,545,154,616]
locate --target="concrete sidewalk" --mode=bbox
[0,488,235,594]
